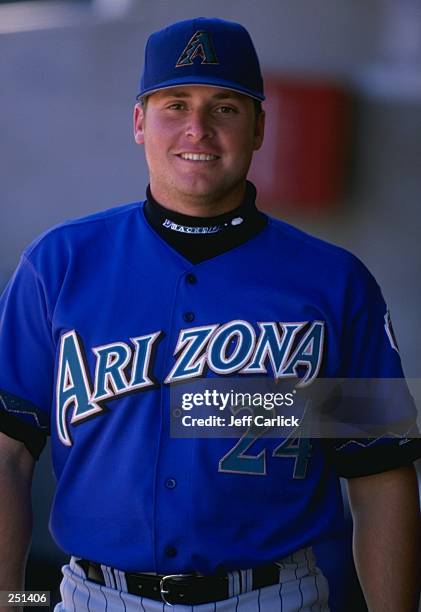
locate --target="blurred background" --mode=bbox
[0,0,420,609]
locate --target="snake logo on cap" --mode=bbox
[175,30,219,67]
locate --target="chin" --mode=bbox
[176,181,220,200]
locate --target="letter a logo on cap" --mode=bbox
[176,30,219,67]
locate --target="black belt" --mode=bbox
[76,559,282,606]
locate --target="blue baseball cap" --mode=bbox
[138,17,265,101]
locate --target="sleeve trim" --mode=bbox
[0,410,47,460]
[334,439,421,478]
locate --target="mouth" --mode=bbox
[177,152,220,162]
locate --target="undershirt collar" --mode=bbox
[144,181,267,264]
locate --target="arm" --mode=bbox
[347,465,421,612]
[0,432,35,612]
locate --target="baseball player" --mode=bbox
[0,17,420,612]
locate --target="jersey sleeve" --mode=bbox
[0,254,55,459]
[325,257,421,478]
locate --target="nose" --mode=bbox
[185,109,214,141]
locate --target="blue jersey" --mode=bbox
[0,201,419,574]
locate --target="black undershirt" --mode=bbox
[144,182,268,264]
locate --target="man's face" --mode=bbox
[133,85,265,214]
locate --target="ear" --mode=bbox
[133,103,145,145]
[253,110,265,151]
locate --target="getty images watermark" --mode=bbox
[179,388,299,429]
[169,378,421,439]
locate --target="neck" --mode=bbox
[143,181,268,264]
[148,181,247,217]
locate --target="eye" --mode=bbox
[215,105,237,114]
[167,102,186,110]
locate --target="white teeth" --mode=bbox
[179,153,218,161]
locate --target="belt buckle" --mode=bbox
[159,573,195,606]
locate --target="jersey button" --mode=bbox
[165,478,177,489]
[186,273,197,285]
[183,312,195,323]
[165,546,177,558]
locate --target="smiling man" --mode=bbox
[0,17,420,612]
[134,86,264,215]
